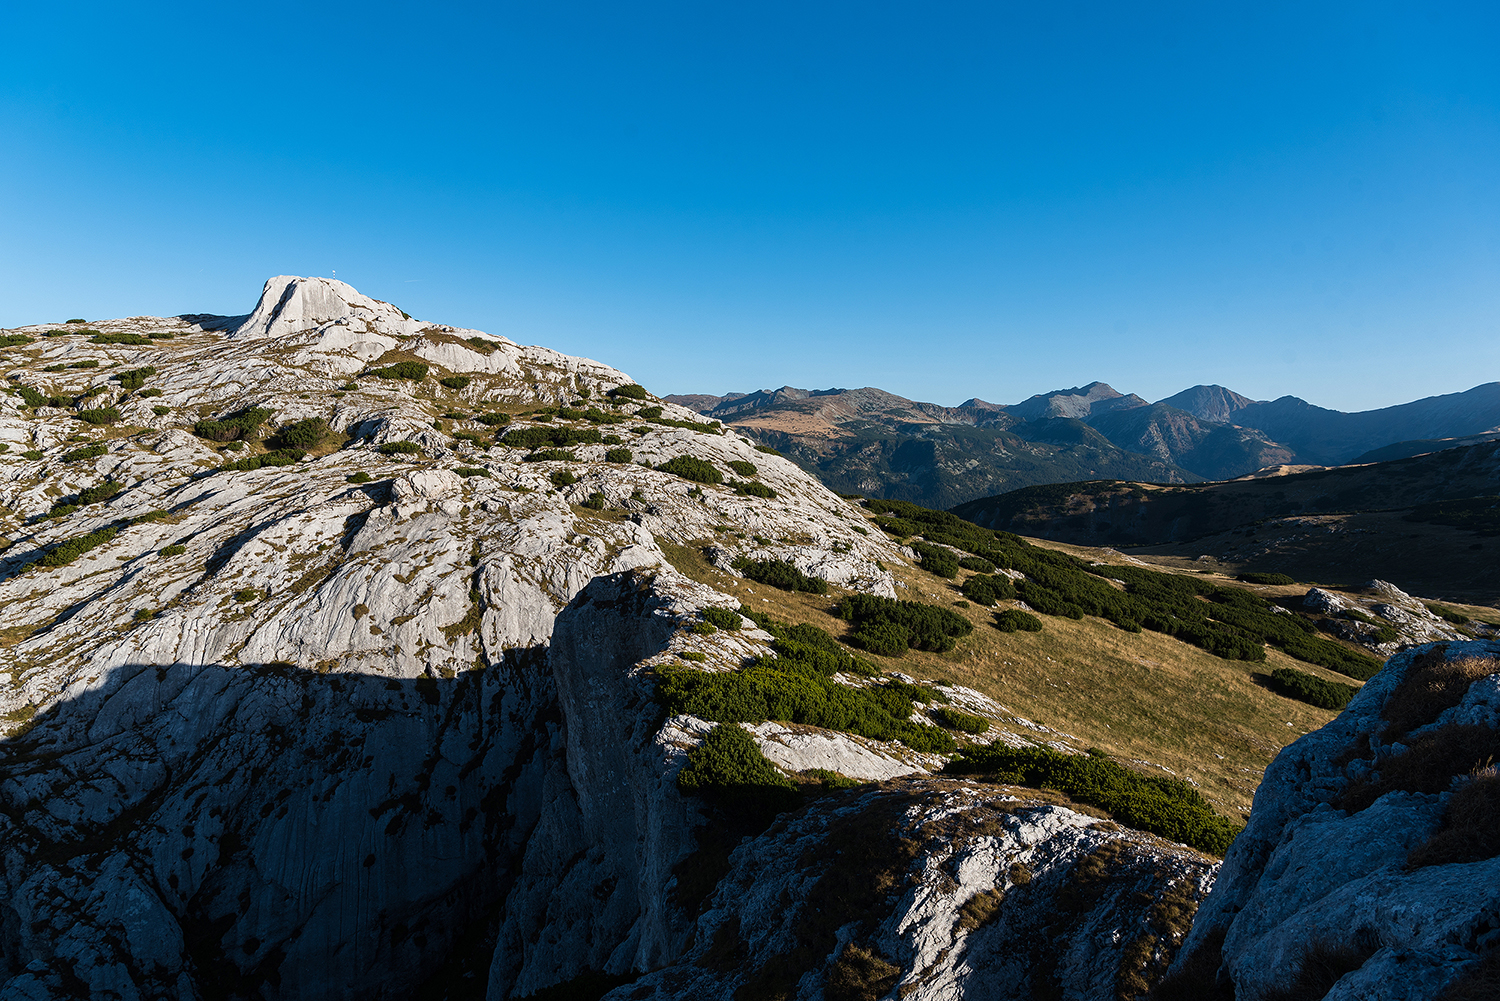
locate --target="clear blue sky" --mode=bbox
[3,2,1497,412]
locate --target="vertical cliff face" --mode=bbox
[1170,640,1500,999]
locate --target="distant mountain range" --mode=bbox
[665,380,1500,509]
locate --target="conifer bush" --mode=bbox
[89,332,152,345]
[732,479,776,499]
[837,593,973,654]
[961,573,1015,607]
[1238,572,1298,586]
[993,609,1044,632]
[675,723,799,814]
[931,706,989,734]
[476,413,512,426]
[656,455,722,484]
[367,361,428,381]
[439,375,471,389]
[582,491,607,509]
[62,444,107,463]
[116,366,157,391]
[502,425,600,450]
[608,383,649,400]
[727,460,757,476]
[38,525,120,567]
[377,441,421,456]
[221,448,305,471]
[732,557,828,594]
[753,444,782,456]
[701,607,742,631]
[137,388,163,398]
[76,407,122,425]
[551,469,577,488]
[193,407,273,442]
[152,406,171,416]
[0,334,34,348]
[946,746,1241,856]
[637,406,664,418]
[1265,667,1358,711]
[270,418,329,449]
[604,447,633,463]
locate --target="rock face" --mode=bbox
[0,279,1217,1000]
[1170,639,1500,999]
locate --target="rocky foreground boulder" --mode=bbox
[0,278,1494,1000]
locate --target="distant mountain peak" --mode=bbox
[1006,382,1146,422]
[1155,385,1259,424]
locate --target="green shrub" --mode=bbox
[75,480,123,506]
[220,448,306,471]
[1425,603,1472,626]
[151,406,171,416]
[455,466,491,478]
[501,425,601,450]
[680,651,707,663]
[994,609,1044,632]
[582,491,607,509]
[608,383,649,400]
[637,406,664,418]
[193,407,273,442]
[912,543,960,579]
[656,455,722,484]
[476,413,512,427]
[1238,572,1298,586]
[946,746,1241,856]
[551,469,577,488]
[116,365,157,391]
[961,574,1015,607]
[65,319,86,325]
[347,471,373,484]
[958,555,996,573]
[21,449,44,461]
[367,361,428,381]
[439,375,471,389]
[160,544,186,557]
[43,364,66,372]
[605,447,634,463]
[232,588,258,602]
[465,336,498,354]
[38,525,120,567]
[675,723,799,815]
[837,593,973,654]
[732,557,828,594]
[732,479,777,499]
[74,385,105,402]
[271,418,329,449]
[89,332,152,345]
[148,332,174,340]
[16,386,49,408]
[526,448,578,462]
[727,460,757,476]
[378,441,421,455]
[1265,667,1358,711]
[131,510,168,525]
[137,388,163,398]
[62,444,107,463]
[76,407,121,425]
[0,334,35,348]
[931,706,989,734]
[753,444,782,456]
[701,607,742,631]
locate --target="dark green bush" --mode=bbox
[148,331,174,340]
[137,388,163,398]
[837,593,973,654]
[931,706,989,734]
[502,425,601,450]
[1238,572,1298,586]
[74,385,105,402]
[732,479,777,499]
[464,336,498,354]
[0,334,35,348]
[912,543,960,579]
[946,746,1241,856]
[657,455,723,484]
[89,332,152,345]
[271,418,329,449]
[65,319,86,325]
[608,383,649,400]
[21,449,44,461]
[347,471,373,484]
[39,525,120,567]
[378,441,421,456]
[70,360,99,369]
[16,386,50,408]
[76,407,121,425]
[526,448,578,462]
[727,460,757,476]
[116,366,157,391]
[220,448,306,471]
[675,723,799,815]
[732,557,828,594]
[58,444,104,465]
[193,407,273,442]
[439,375,471,389]
[454,466,491,478]
[151,405,171,416]
[160,544,186,557]
[367,361,428,381]
[701,607,742,631]
[75,480,123,506]
[232,588,258,602]
[476,412,512,427]
[605,447,634,463]
[961,574,1015,607]
[1266,667,1358,711]
[582,491,607,509]
[1425,603,1471,626]
[637,406,664,419]
[754,444,782,456]
[959,555,996,573]
[43,364,67,372]
[551,469,577,488]
[994,609,1044,632]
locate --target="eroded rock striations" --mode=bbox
[0,278,1221,1000]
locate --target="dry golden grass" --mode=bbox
[660,535,1356,820]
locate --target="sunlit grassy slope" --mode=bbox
[660,507,1369,822]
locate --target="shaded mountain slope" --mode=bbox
[1155,384,1258,423]
[1088,403,1298,480]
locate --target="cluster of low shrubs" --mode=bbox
[550,469,577,488]
[656,455,722,484]
[945,745,1242,856]
[866,497,1382,680]
[378,441,421,456]
[731,479,776,499]
[608,383,650,400]
[527,448,577,462]
[62,444,107,463]
[753,444,782,456]
[657,609,955,754]
[36,525,121,568]
[76,407,121,425]
[47,479,123,519]
[502,425,601,450]
[731,557,828,594]
[836,593,973,655]
[1264,667,1358,711]
[727,459,756,476]
[961,573,1015,606]
[269,418,329,449]
[220,448,305,472]
[1238,572,1298,586]
[993,609,1044,632]
[930,706,989,734]
[911,542,961,578]
[0,334,34,348]
[194,407,273,443]
[439,375,470,390]
[16,386,66,409]
[366,361,428,381]
[116,366,157,391]
[475,413,512,427]
[89,332,152,345]
[701,606,743,630]
[604,447,633,463]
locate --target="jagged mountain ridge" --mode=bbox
[667,378,1500,506]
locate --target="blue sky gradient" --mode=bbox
[2,2,1496,411]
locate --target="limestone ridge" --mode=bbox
[1171,640,1500,998]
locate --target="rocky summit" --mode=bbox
[0,278,1496,1000]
